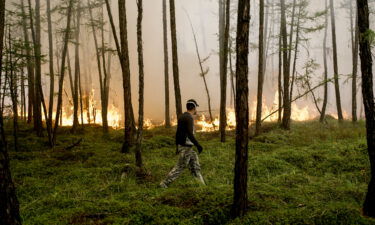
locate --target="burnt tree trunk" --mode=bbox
[330,0,343,121]
[357,0,375,217]
[278,21,282,123]
[232,0,250,218]
[169,0,182,118]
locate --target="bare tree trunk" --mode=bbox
[100,5,109,132]
[163,0,171,128]
[232,0,250,218]
[34,0,43,136]
[289,5,302,102]
[118,0,136,153]
[278,22,282,123]
[169,0,182,118]
[46,0,54,142]
[53,0,74,146]
[0,0,22,222]
[255,0,265,136]
[351,1,359,122]
[20,69,26,121]
[280,0,291,129]
[135,0,144,168]
[220,0,230,142]
[330,0,343,121]
[185,11,215,128]
[72,3,81,132]
[21,0,34,124]
[357,0,375,217]
[320,0,329,122]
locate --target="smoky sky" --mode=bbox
[7,0,375,122]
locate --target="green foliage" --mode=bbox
[7,120,375,224]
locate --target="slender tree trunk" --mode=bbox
[232,0,250,218]
[330,0,343,121]
[34,0,43,136]
[72,4,81,132]
[20,69,26,121]
[0,0,22,222]
[46,0,54,142]
[287,0,297,67]
[289,5,301,102]
[351,1,359,122]
[53,0,74,146]
[21,0,34,124]
[255,0,265,136]
[278,22,282,123]
[320,0,329,122]
[135,0,144,168]
[186,13,215,127]
[163,0,171,128]
[280,0,291,129]
[100,5,109,132]
[169,0,182,118]
[220,0,230,142]
[357,0,375,217]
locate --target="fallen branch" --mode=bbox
[65,138,83,150]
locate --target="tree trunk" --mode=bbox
[163,0,171,128]
[255,0,265,136]
[118,0,136,153]
[186,12,215,127]
[220,0,230,142]
[169,0,182,118]
[320,0,329,122]
[72,3,81,132]
[21,0,34,124]
[33,0,43,136]
[330,0,343,121]
[280,0,291,129]
[46,0,54,143]
[0,0,22,222]
[351,1,359,122]
[100,5,109,132]
[357,0,375,217]
[232,0,250,218]
[278,21,282,123]
[289,5,302,102]
[135,0,144,168]
[53,0,74,146]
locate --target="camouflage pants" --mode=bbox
[162,146,204,186]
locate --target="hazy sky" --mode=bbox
[7,0,375,121]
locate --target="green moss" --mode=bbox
[5,120,374,224]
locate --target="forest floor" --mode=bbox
[5,118,375,224]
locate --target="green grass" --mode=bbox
[5,118,375,224]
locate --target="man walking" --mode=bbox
[160,99,206,188]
